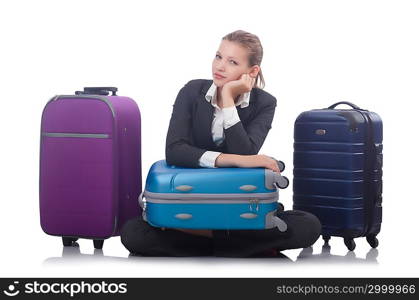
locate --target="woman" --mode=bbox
[121,30,321,257]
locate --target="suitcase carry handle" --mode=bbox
[75,87,118,96]
[272,216,288,232]
[265,210,288,232]
[327,101,361,110]
[138,192,148,221]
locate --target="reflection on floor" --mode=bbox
[43,242,379,265]
[296,243,378,264]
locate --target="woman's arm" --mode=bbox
[215,153,280,173]
[223,98,276,155]
[220,74,277,155]
[165,81,207,168]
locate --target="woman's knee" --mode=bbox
[282,210,322,248]
[300,211,322,247]
[120,218,152,254]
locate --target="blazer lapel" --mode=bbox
[193,81,216,149]
[194,81,254,150]
[236,89,254,124]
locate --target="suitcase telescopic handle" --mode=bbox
[75,87,118,96]
[327,101,361,110]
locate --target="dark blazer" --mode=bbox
[165,79,277,168]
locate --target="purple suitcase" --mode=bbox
[39,87,142,249]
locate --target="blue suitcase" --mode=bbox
[293,102,383,251]
[140,160,289,231]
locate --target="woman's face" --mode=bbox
[212,40,258,87]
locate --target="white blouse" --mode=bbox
[198,82,251,168]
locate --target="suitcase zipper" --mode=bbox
[143,191,278,203]
[42,132,110,138]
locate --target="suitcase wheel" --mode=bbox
[277,176,289,189]
[283,176,290,189]
[278,203,285,212]
[366,235,379,248]
[277,160,285,172]
[62,237,78,247]
[322,235,331,244]
[93,239,104,249]
[344,238,356,251]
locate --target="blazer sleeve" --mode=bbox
[223,94,277,155]
[165,81,207,168]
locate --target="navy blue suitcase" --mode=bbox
[293,101,383,251]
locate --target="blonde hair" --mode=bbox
[222,30,265,89]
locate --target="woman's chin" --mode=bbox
[212,77,227,87]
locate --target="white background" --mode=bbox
[0,0,418,277]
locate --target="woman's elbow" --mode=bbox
[165,146,177,166]
[165,145,196,168]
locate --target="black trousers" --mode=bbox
[120,210,321,258]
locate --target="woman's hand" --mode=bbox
[221,73,255,103]
[216,154,281,173]
[237,154,281,173]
